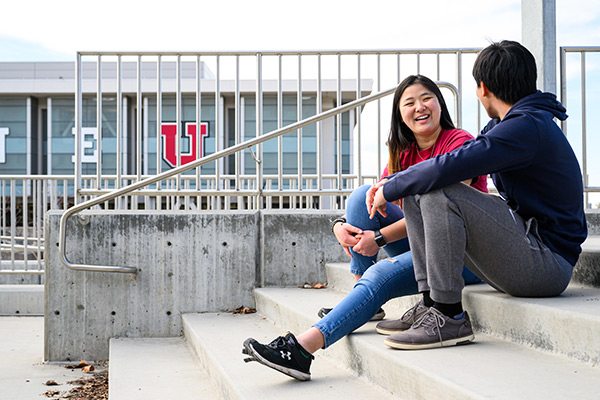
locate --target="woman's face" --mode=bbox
[399,83,443,140]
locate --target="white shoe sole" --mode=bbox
[384,333,475,350]
[375,325,408,335]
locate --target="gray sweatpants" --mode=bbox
[403,183,573,304]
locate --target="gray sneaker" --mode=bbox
[375,300,429,335]
[384,307,474,350]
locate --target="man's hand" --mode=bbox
[366,182,388,219]
[333,221,362,258]
[352,230,379,257]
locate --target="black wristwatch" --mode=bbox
[373,229,387,247]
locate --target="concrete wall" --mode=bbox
[44,209,346,361]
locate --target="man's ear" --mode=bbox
[479,81,490,97]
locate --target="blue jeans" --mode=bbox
[314,185,481,348]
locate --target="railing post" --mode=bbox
[256,53,263,209]
[74,53,82,205]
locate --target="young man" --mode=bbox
[368,40,587,350]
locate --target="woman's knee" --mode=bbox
[347,185,371,212]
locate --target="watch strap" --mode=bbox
[373,229,387,247]
[331,217,347,232]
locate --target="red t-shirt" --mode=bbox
[381,129,488,193]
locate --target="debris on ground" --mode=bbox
[64,360,90,370]
[42,390,61,398]
[82,365,95,373]
[301,282,327,289]
[43,361,108,399]
[44,380,60,386]
[66,371,108,400]
[232,306,256,314]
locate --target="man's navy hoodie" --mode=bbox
[382,91,587,266]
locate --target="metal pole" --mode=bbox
[235,55,241,192]
[176,55,182,191]
[215,55,221,208]
[559,48,567,136]
[116,56,122,191]
[256,53,263,209]
[197,55,203,194]
[297,54,303,193]
[96,55,102,190]
[337,54,342,190]
[581,52,588,205]
[356,53,362,186]
[316,54,322,191]
[377,53,382,179]
[456,50,463,129]
[156,58,162,172]
[75,53,82,204]
[277,55,283,200]
[136,56,142,183]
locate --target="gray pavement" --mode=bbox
[0,316,103,400]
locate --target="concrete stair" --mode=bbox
[250,286,600,399]
[183,312,395,400]
[108,337,221,400]
[0,284,44,315]
[106,236,600,399]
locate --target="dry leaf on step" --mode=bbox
[82,365,95,373]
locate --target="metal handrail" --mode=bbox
[59,81,460,273]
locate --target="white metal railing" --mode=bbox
[0,175,74,274]
[73,49,479,209]
[560,46,600,208]
[2,47,597,276]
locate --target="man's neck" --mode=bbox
[497,102,513,120]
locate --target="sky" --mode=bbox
[0,0,598,60]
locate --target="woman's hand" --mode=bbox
[352,230,380,257]
[366,182,388,219]
[333,222,362,258]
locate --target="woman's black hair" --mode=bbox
[387,74,455,174]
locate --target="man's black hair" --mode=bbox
[472,40,537,105]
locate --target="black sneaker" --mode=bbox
[318,307,386,321]
[242,333,314,381]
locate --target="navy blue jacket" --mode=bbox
[382,91,587,265]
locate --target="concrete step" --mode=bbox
[573,236,600,286]
[254,287,600,399]
[108,337,220,400]
[324,262,600,365]
[0,284,44,315]
[182,312,396,400]
[462,282,600,365]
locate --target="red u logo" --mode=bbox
[160,122,209,167]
